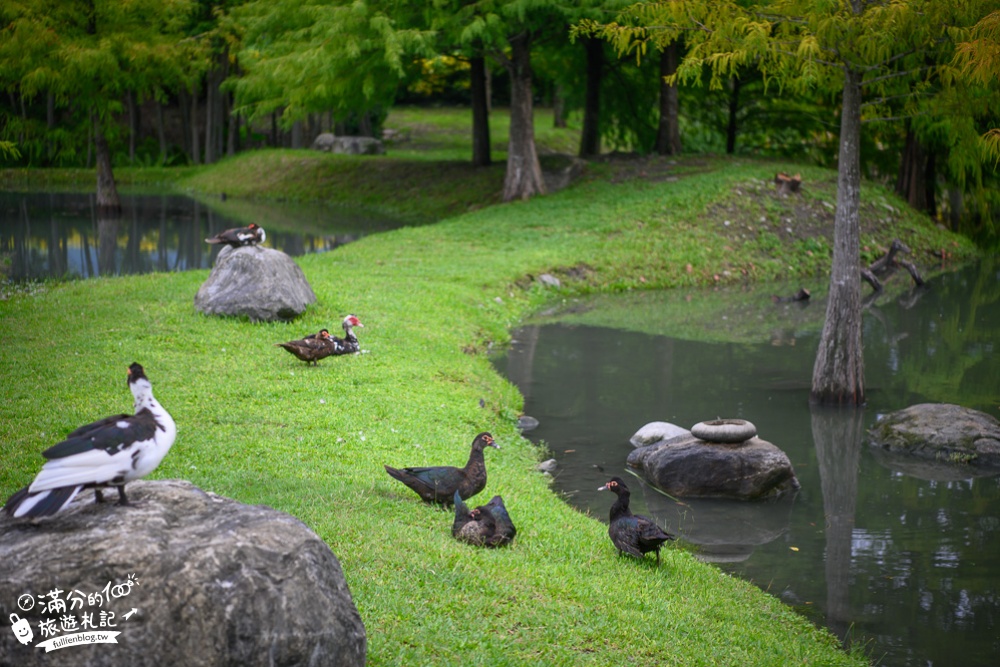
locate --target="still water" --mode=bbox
[495,260,1000,667]
[0,191,405,281]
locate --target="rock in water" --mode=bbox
[195,245,317,322]
[627,433,799,500]
[868,403,1000,471]
[0,480,366,667]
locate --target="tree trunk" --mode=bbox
[655,43,682,156]
[579,37,603,158]
[552,84,566,129]
[726,76,740,155]
[46,92,56,165]
[126,91,137,164]
[178,88,192,161]
[811,68,864,405]
[291,120,303,148]
[470,55,492,167]
[205,71,216,164]
[190,85,200,165]
[155,100,167,165]
[92,114,121,217]
[502,32,546,202]
[896,125,926,211]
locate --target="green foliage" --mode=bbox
[230,0,434,127]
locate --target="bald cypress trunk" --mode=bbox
[502,32,546,202]
[811,68,864,405]
[655,43,681,156]
[470,55,492,167]
[578,37,603,158]
[92,113,121,217]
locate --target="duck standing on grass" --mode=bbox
[3,363,177,519]
[204,223,266,247]
[598,477,675,565]
[384,432,498,504]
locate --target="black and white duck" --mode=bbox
[598,476,675,565]
[326,314,364,355]
[384,432,498,505]
[3,363,177,519]
[205,223,266,247]
[275,329,336,365]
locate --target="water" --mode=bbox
[0,191,406,281]
[494,260,1000,667]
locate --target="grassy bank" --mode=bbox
[1,114,980,664]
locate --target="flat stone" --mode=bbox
[629,421,690,448]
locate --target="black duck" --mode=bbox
[384,432,498,504]
[598,476,675,565]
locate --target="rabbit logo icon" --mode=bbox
[10,613,33,645]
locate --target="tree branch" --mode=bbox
[862,111,931,124]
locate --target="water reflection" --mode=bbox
[0,191,404,281]
[495,260,1000,667]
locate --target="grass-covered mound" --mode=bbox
[2,111,978,664]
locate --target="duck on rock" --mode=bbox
[205,223,266,247]
[275,329,337,365]
[598,476,675,566]
[384,432,498,504]
[3,363,177,519]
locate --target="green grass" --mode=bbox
[2,106,980,666]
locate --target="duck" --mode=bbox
[451,491,498,546]
[451,492,516,547]
[598,476,675,565]
[3,363,177,519]
[275,329,337,365]
[384,432,498,505]
[326,314,364,355]
[205,223,266,247]
[483,494,517,546]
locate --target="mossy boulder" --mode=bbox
[868,404,1000,471]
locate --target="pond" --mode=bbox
[0,191,407,281]
[493,259,1000,667]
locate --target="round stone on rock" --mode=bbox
[691,419,757,444]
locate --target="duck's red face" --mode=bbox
[345,315,363,328]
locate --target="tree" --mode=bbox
[0,0,198,213]
[583,0,1000,405]
[230,0,432,140]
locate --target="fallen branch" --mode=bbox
[861,238,925,292]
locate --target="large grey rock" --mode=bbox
[195,245,316,322]
[868,403,1000,471]
[627,434,799,500]
[311,133,385,155]
[0,480,366,667]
